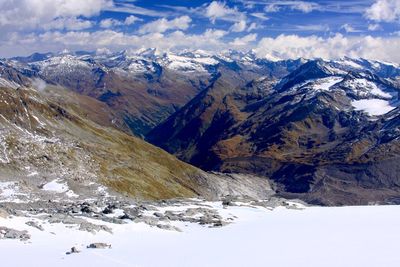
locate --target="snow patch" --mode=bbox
[27,171,38,177]
[312,77,343,90]
[351,99,396,116]
[343,78,395,99]
[42,179,68,193]
[66,190,79,198]
[0,182,27,202]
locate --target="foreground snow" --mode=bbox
[1,203,400,267]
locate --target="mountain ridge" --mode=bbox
[2,50,400,205]
[147,57,400,205]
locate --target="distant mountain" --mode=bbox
[147,58,400,205]
[4,50,304,135]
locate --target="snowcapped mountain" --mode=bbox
[1,49,307,135]
[274,60,399,116]
[5,49,305,78]
[6,49,400,79]
[2,50,400,134]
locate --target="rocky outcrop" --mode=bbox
[0,227,30,241]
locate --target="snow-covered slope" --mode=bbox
[1,201,400,267]
[274,60,400,117]
[332,57,400,78]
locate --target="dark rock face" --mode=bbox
[147,59,400,205]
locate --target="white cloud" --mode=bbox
[265,1,319,13]
[365,0,400,22]
[96,47,112,55]
[124,15,141,25]
[295,24,329,32]
[250,13,269,21]
[368,23,382,31]
[0,0,112,29]
[42,17,94,31]
[2,29,400,64]
[205,1,245,23]
[0,28,230,57]
[100,18,123,28]
[139,16,192,34]
[230,20,247,32]
[247,23,258,32]
[254,34,400,63]
[340,24,361,33]
[106,3,169,17]
[230,33,257,46]
[100,16,142,28]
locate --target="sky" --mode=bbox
[0,0,399,62]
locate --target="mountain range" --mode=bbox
[1,49,400,205]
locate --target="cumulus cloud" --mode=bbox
[230,33,257,46]
[205,1,246,23]
[230,20,247,32]
[100,18,123,28]
[254,34,400,63]
[0,0,112,29]
[365,0,400,22]
[124,15,141,25]
[0,28,229,57]
[100,16,142,28]
[340,24,361,33]
[42,17,94,31]
[265,1,319,13]
[138,16,192,34]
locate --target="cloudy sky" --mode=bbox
[0,0,399,62]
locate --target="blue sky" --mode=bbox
[101,0,378,36]
[0,0,399,62]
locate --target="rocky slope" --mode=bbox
[0,66,273,202]
[148,58,400,205]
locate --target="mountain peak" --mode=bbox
[275,59,341,92]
